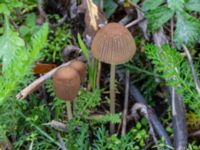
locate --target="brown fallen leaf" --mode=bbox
[78,0,107,39]
[33,63,57,74]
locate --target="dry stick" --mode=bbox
[49,14,68,28]
[171,89,188,149]
[119,14,134,25]
[56,132,67,150]
[125,18,144,28]
[38,0,47,20]
[170,18,175,48]
[121,71,130,136]
[182,44,200,97]
[127,84,172,146]
[131,103,159,149]
[16,56,84,100]
[43,120,67,132]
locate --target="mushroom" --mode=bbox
[69,60,86,82]
[53,66,81,120]
[91,23,136,133]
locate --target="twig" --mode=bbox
[131,103,159,149]
[43,120,67,132]
[119,14,134,25]
[182,44,200,97]
[37,0,47,20]
[170,88,188,150]
[49,14,68,28]
[56,132,67,150]
[69,0,78,19]
[128,84,172,147]
[121,71,130,136]
[170,18,175,48]
[16,56,84,100]
[125,18,144,28]
[189,130,200,137]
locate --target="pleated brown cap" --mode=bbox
[91,23,136,65]
[53,66,81,101]
[69,60,86,82]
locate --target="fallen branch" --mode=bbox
[128,84,172,147]
[125,18,144,28]
[121,71,130,136]
[131,103,159,149]
[182,44,200,97]
[56,132,67,150]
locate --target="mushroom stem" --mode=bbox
[110,64,116,134]
[66,101,72,120]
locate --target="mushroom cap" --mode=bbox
[91,23,136,65]
[53,66,81,101]
[69,60,86,82]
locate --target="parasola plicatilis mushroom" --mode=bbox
[53,66,81,120]
[69,60,86,82]
[91,23,136,133]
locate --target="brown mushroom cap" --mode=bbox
[69,60,86,82]
[53,66,81,101]
[91,23,136,65]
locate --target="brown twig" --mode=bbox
[182,44,200,97]
[121,71,130,136]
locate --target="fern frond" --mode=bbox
[145,44,200,115]
[0,23,48,104]
[91,113,121,124]
[174,11,200,47]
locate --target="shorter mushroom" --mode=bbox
[53,66,81,120]
[69,60,86,82]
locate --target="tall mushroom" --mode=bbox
[53,66,81,120]
[91,23,136,133]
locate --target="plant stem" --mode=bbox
[66,101,72,120]
[110,64,116,134]
[121,70,129,136]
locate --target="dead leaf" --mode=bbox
[78,0,107,39]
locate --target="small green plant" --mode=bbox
[42,24,72,63]
[77,33,97,90]
[145,44,200,115]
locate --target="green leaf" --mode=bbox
[142,0,164,11]
[0,15,25,70]
[104,0,117,18]
[174,11,200,47]
[0,3,10,15]
[145,6,174,31]
[186,0,200,12]
[0,23,48,104]
[77,33,90,63]
[167,0,185,11]
[93,0,117,18]
[131,0,140,4]
[25,13,36,27]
